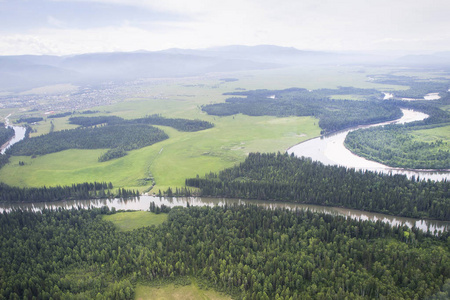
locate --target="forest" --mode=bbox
[6,124,168,156]
[0,123,14,146]
[0,205,448,299]
[203,87,403,133]
[185,152,450,221]
[345,125,450,169]
[0,181,138,202]
[69,114,214,132]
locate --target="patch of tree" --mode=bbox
[149,201,171,214]
[69,114,214,132]
[16,117,43,124]
[204,87,402,133]
[0,205,449,299]
[132,114,214,132]
[81,110,100,114]
[371,74,450,98]
[69,115,124,127]
[47,111,73,119]
[186,152,450,221]
[0,181,139,202]
[0,124,14,146]
[7,124,168,156]
[98,148,128,162]
[345,125,450,169]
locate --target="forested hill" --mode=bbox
[69,114,214,132]
[202,88,403,133]
[186,152,450,221]
[0,206,448,299]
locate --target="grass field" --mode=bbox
[411,124,450,147]
[0,66,442,190]
[135,283,231,300]
[103,211,167,231]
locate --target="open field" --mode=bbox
[0,66,443,190]
[135,283,231,300]
[103,211,167,231]
[411,124,450,146]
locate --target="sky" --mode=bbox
[0,0,449,56]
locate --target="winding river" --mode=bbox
[0,109,449,232]
[1,114,26,154]
[288,109,450,181]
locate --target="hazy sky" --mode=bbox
[1,0,449,55]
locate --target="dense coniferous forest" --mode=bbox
[69,114,214,132]
[0,123,14,146]
[202,88,403,133]
[6,124,168,156]
[186,152,450,221]
[345,125,450,169]
[0,205,449,299]
[0,181,138,202]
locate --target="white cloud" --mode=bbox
[2,0,450,55]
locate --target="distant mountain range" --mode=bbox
[1,45,450,92]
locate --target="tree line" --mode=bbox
[69,114,214,132]
[186,152,450,221]
[0,181,139,202]
[0,205,448,299]
[203,87,403,133]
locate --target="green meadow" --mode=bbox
[0,66,443,191]
[103,211,167,231]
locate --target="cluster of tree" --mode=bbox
[186,152,450,220]
[372,74,449,98]
[69,114,214,132]
[7,124,168,156]
[0,124,14,146]
[204,88,402,133]
[149,201,170,214]
[16,117,43,124]
[69,115,124,126]
[98,148,128,162]
[0,205,448,299]
[132,115,214,132]
[47,112,73,119]
[0,181,139,202]
[345,125,450,169]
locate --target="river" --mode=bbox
[0,195,448,233]
[1,114,26,154]
[288,109,450,181]
[0,109,449,232]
